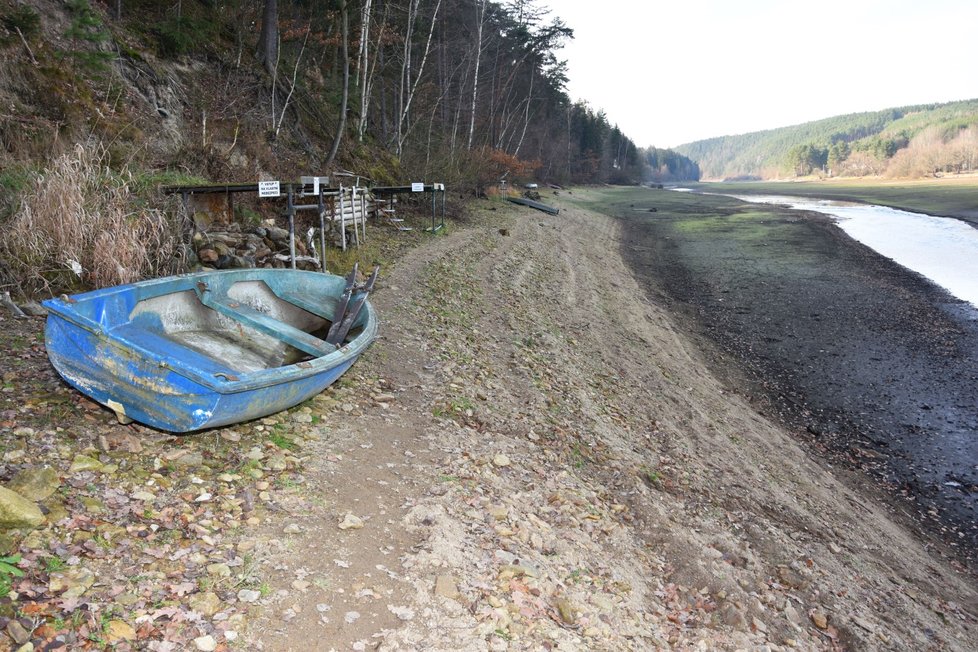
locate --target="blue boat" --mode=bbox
[42,268,378,432]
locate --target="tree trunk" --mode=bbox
[395,0,442,156]
[466,0,487,150]
[257,0,278,75]
[324,0,350,169]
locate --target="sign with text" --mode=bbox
[411,182,425,192]
[258,180,281,198]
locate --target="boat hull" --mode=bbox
[43,269,376,432]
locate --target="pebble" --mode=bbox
[104,620,135,643]
[189,591,222,617]
[555,598,576,624]
[338,513,365,530]
[194,634,217,651]
[434,574,460,600]
[388,605,415,621]
[68,454,103,473]
[810,610,829,629]
[6,621,29,645]
[207,563,231,577]
[237,589,261,603]
[493,454,511,467]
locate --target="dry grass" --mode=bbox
[1,142,180,297]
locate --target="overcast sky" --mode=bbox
[548,0,978,148]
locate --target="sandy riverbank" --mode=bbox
[244,190,978,649]
[2,190,976,650]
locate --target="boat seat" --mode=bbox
[109,324,242,381]
[197,293,336,358]
[273,290,339,322]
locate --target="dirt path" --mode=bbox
[242,191,978,650]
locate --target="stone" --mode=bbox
[80,497,105,514]
[722,604,748,630]
[190,591,223,617]
[6,620,29,645]
[6,467,60,502]
[493,454,511,467]
[489,505,509,521]
[811,610,829,630]
[267,456,288,471]
[338,513,364,530]
[783,604,802,624]
[49,567,96,598]
[194,634,217,651]
[0,487,44,529]
[207,563,231,577]
[172,451,205,469]
[555,598,576,624]
[68,455,103,473]
[434,574,460,600]
[105,620,136,643]
[237,589,261,603]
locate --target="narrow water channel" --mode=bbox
[727,195,978,309]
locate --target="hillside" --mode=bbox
[0,0,705,299]
[676,99,978,180]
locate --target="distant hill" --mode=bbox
[675,99,978,180]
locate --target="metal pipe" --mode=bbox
[287,185,296,269]
[318,189,327,273]
[338,184,347,252]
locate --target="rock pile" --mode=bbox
[192,221,323,272]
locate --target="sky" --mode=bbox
[547,0,978,148]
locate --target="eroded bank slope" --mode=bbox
[246,190,978,650]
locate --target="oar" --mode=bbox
[325,262,358,344]
[326,265,379,345]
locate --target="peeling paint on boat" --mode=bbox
[42,269,377,432]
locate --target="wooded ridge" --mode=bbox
[676,99,978,180]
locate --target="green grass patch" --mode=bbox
[691,179,978,221]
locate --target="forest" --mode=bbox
[676,99,978,180]
[0,0,697,193]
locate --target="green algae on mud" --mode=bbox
[687,178,978,224]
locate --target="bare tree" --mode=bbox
[257,0,278,75]
[324,0,350,168]
[395,0,443,156]
[466,0,487,150]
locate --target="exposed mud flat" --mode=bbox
[610,186,978,557]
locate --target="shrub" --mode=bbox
[1,142,181,297]
[1,5,40,38]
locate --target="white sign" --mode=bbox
[258,180,281,197]
[411,182,425,192]
[301,176,329,195]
